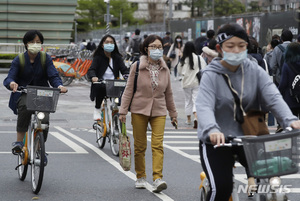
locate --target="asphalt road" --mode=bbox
[0,73,299,201]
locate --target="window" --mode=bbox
[175,3,182,11]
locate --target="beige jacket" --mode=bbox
[119,55,178,118]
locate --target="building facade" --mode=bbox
[0,0,77,44]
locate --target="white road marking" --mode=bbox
[54,126,174,201]
[148,136,197,139]
[0,131,15,133]
[164,141,198,144]
[50,132,88,154]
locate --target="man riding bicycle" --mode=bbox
[3,30,67,162]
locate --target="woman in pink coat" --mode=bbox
[119,35,178,193]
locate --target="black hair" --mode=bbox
[174,35,183,49]
[135,29,141,35]
[140,35,163,56]
[270,39,280,49]
[180,41,196,70]
[143,34,148,39]
[206,30,215,39]
[23,30,44,50]
[281,30,293,42]
[93,34,121,58]
[208,39,217,50]
[285,42,300,63]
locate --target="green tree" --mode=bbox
[76,0,138,32]
[249,1,261,12]
[214,0,245,16]
[183,0,207,17]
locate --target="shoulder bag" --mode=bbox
[222,74,269,136]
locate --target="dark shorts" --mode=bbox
[17,94,49,133]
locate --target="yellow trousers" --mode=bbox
[131,113,166,181]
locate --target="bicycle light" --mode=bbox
[37,112,45,120]
[115,98,119,104]
[269,176,281,188]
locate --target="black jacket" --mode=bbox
[87,51,129,101]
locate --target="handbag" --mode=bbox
[222,74,269,136]
[169,46,176,59]
[196,55,202,83]
[119,123,131,171]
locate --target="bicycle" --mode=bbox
[200,130,300,201]
[15,85,61,194]
[92,79,127,156]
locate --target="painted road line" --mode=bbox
[50,132,88,154]
[54,126,174,201]
[147,131,197,134]
[0,131,15,133]
[148,136,197,139]
[164,141,198,144]
[174,147,198,150]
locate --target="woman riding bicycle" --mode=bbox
[196,23,300,201]
[87,34,129,121]
[3,30,67,157]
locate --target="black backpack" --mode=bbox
[132,38,141,54]
[288,63,300,103]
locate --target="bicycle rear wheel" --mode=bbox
[110,114,121,156]
[96,121,106,148]
[199,188,207,201]
[17,151,28,181]
[31,131,45,194]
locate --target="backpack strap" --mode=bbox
[277,44,285,53]
[18,52,47,77]
[128,61,140,111]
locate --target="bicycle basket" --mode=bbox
[26,86,60,113]
[105,79,127,98]
[242,130,300,178]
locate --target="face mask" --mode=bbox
[176,39,181,42]
[149,49,163,61]
[28,43,42,55]
[222,49,248,66]
[201,33,206,37]
[104,44,115,52]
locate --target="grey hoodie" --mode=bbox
[196,57,297,143]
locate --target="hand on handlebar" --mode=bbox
[290,120,300,130]
[92,77,99,83]
[209,132,225,147]
[58,85,68,93]
[10,81,18,92]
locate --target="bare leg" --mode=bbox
[17,132,26,142]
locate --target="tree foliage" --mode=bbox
[214,0,245,16]
[183,0,207,17]
[76,0,138,32]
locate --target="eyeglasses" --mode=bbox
[148,45,163,50]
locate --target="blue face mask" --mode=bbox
[222,49,247,66]
[104,44,115,52]
[149,49,163,61]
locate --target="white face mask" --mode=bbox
[149,49,163,61]
[28,43,42,55]
[222,49,248,66]
[176,38,182,42]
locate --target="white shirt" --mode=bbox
[103,58,114,80]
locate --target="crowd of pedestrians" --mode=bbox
[4,23,300,200]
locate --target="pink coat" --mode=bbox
[119,55,177,118]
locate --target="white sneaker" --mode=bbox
[135,177,146,189]
[152,178,167,193]
[93,108,101,121]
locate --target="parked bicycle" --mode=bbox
[92,79,126,156]
[200,130,300,201]
[15,86,63,194]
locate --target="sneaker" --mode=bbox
[93,108,101,121]
[135,177,146,189]
[12,141,24,155]
[152,178,167,193]
[275,125,283,133]
[185,121,192,125]
[44,153,48,166]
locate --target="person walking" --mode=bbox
[3,30,68,159]
[87,34,129,120]
[178,41,206,128]
[278,42,300,118]
[162,31,173,70]
[196,23,300,201]
[119,35,178,193]
[167,35,184,80]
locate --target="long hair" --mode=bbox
[285,42,300,64]
[180,41,196,70]
[93,34,121,58]
[174,35,183,49]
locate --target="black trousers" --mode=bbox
[199,141,250,201]
[91,83,106,109]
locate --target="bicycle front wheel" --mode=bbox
[199,188,207,201]
[96,121,106,148]
[31,131,45,194]
[17,151,28,181]
[110,114,121,156]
